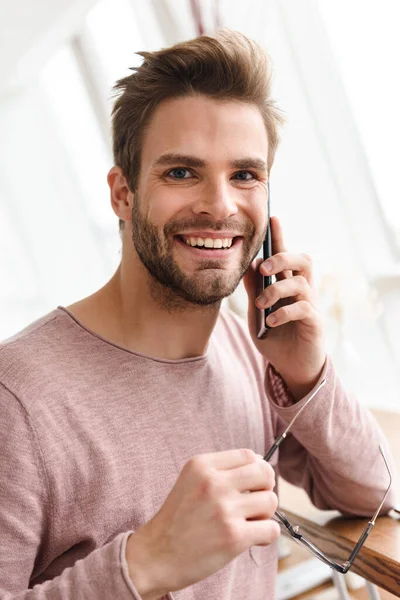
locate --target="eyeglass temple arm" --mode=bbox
[264,434,286,461]
[344,445,392,572]
[263,378,327,462]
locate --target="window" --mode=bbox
[41,45,114,231]
[319,0,400,247]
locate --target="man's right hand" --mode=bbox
[125,448,280,599]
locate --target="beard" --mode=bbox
[131,194,266,308]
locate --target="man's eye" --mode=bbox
[233,171,257,181]
[166,168,191,179]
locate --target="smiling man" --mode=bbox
[0,30,396,600]
[123,97,266,309]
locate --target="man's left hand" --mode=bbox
[243,216,326,401]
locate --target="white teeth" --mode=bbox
[183,236,234,248]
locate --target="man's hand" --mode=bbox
[243,215,326,400]
[126,449,279,598]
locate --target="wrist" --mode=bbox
[126,532,168,600]
[275,358,326,402]
[280,374,320,402]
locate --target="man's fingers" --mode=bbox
[270,216,292,280]
[229,459,276,493]
[264,300,319,329]
[191,448,260,472]
[241,490,278,520]
[255,276,315,310]
[247,519,281,546]
[260,251,313,286]
[270,216,287,253]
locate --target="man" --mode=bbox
[0,30,395,600]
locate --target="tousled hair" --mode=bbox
[111,29,284,231]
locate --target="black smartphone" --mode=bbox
[256,182,274,339]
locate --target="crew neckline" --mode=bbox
[57,306,213,364]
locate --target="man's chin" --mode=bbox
[178,292,228,307]
[147,258,247,307]
[175,280,241,306]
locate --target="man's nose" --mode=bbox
[191,180,238,220]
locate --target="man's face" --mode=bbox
[132,95,269,306]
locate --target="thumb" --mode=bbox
[242,258,263,339]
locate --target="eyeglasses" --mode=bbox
[264,379,392,573]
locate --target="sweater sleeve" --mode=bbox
[265,356,398,517]
[0,384,142,600]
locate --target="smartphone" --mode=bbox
[256,182,274,339]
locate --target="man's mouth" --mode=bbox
[175,234,244,261]
[176,235,242,251]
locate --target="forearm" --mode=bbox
[0,532,143,600]
[267,356,398,515]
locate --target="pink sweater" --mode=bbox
[0,307,395,599]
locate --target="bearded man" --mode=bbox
[0,30,395,600]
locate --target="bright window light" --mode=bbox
[40,45,114,230]
[318,0,400,245]
[86,0,146,95]
[0,203,37,300]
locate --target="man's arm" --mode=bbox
[266,357,397,516]
[0,383,144,600]
[242,216,397,515]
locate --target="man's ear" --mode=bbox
[107,166,133,222]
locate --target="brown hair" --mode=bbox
[112,29,284,230]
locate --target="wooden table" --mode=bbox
[279,410,400,597]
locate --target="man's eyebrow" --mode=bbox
[230,158,268,171]
[153,153,268,171]
[153,154,206,168]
